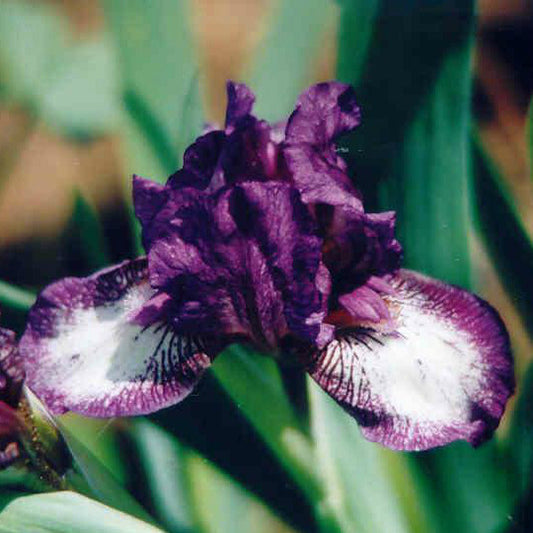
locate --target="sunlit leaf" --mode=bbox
[60,423,155,525]
[0,491,163,533]
[0,1,120,138]
[128,419,194,533]
[103,0,203,179]
[507,364,533,531]
[151,369,316,532]
[188,451,297,533]
[60,414,126,486]
[0,0,66,104]
[247,0,335,121]
[38,38,121,138]
[308,380,421,533]
[212,346,318,504]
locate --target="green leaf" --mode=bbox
[62,192,110,273]
[38,38,121,138]
[526,98,533,183]
[129,419,195,533]
[130,418,298,533]
[0,491,163,533]
[0,0,66,104]
[247,0,335,121]
[0,1,121,138]
[60,414,126,486]
[336,3,518,532]
[0,280,35,313]
[335,0,380,87]
[150,372,316,532]
[338,0,475,287]
[187,451,297,533]
[308,380,421,533]
[103,0,203,178]
[211,346,319,504]
[472,136,533,333]
[59,422,155,525]
[507,364,533,529]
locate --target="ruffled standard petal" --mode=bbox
[225,81,256,130]
[137,178,331,349]
[167,131,226,191]
[19,259,212,417]
[167,82,281,193]
[284,82,363,209]
[309,270,514,451]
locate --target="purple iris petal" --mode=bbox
[309,269,514,451]
[225,81,256,130]
[338,278,394,329]
[134,176,332,349]
[283,82,401,295]
[168,131,226,191]
[168,82,281,193]
[19,259,212,417]
[284,82,362,208]
[322,210,403,295]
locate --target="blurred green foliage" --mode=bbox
[0,1,120,138]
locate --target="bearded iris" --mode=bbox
[17,82,513,451]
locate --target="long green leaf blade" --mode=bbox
[247,0,335,121]
[0,491,163,533]
[103,0,203,179]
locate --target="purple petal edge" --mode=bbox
[19,258,212,417]
[309,269,514,451]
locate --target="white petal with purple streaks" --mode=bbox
[309,270,513,450]
[20,259,211,417]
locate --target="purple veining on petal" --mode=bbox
[167,131,226,191]
[19,258,212,417]
[284,82,363,208]
[309,269,514,451]
[137,178,331,349]
[132,175,168,231]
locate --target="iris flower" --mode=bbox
[18,82,513,451]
